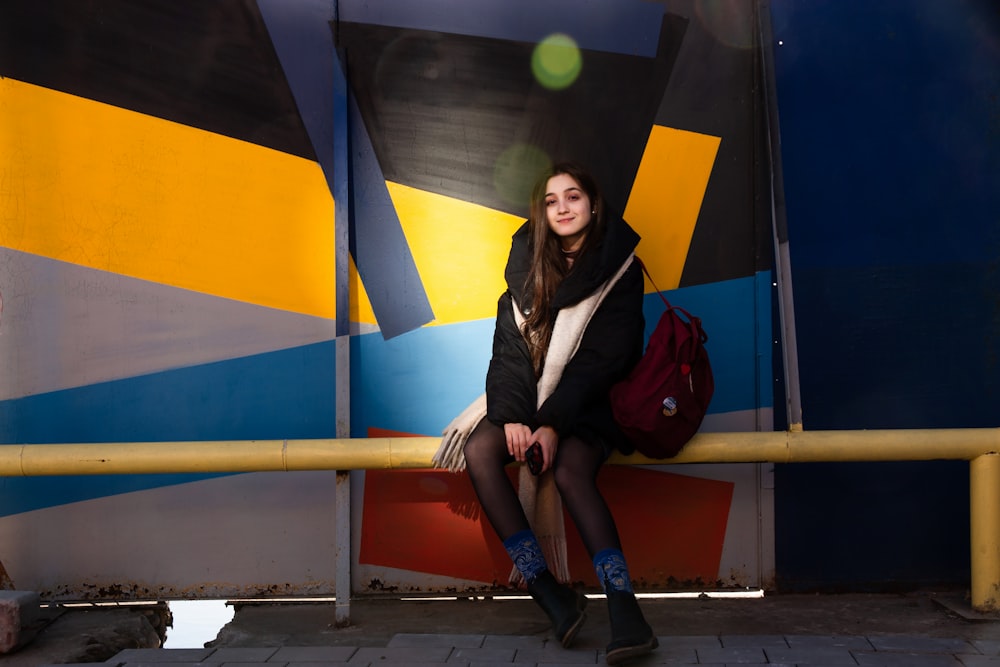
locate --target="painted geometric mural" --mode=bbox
[3,0,992,598]
[0,0,774,598]
[340,0,774,590]
[0,2,340,524]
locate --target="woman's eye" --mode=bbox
[569,194,579,201]
[546,199,556,206]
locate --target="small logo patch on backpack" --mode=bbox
[661,396,678,417]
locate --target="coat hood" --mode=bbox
[504,216,641,311]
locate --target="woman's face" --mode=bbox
[544,173,593,252]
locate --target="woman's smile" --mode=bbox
[545,173,593,252]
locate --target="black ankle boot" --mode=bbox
[526,570,588,647]
[604,589,657,665]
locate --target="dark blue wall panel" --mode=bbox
[771,0,999,590]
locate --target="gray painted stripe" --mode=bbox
[0,248,335,400]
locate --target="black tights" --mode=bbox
[463,419,622,558]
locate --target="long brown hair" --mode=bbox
[522,162,607,375]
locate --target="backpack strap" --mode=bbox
[635,256,708,344]
[634,256,671,310]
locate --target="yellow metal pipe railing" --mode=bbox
[1,428,997,610]
[1,428,997,476]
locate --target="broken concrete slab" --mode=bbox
[0,591,41,654]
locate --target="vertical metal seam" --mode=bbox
[757,0,804,431]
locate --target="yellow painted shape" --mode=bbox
[625,125,721,291]
[0,78,335,318]
[387,181,524,326]
[349,253,376,325]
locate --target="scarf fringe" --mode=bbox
[508,466,570,585]
[433,394,487,472]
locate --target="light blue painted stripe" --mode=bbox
[642,273,772,414]
[0,341,337,516]
[353,272,774,437]
[339,0,666,58]
[351,318,495,437]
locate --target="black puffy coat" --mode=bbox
[485,217,645,454]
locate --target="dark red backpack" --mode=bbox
[610,259,714,458]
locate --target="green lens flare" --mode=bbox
[531,33,582,90]
[493,144,552,209]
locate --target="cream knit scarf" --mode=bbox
[433,253,634,585]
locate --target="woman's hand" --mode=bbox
[530,425,559,474]
[504,423,534,461]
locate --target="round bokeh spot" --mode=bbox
[493,144,552,209]
[531,33,582,90]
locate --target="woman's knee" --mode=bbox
[463,421,508,471]
[552,437,602,489]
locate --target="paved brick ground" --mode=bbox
[49,631,1000,666]
[13,593,1000,667]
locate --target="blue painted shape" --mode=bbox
[351,273,772,437]
[257,0,433,339]
[644,273,773,415]
[349,92,435,339]
[0,342,336,516]
[339,0,665,58]
[256,0,337,183]
[351,318,495,437]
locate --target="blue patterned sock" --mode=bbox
[593,548,634,593]
[503,529,547,583]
